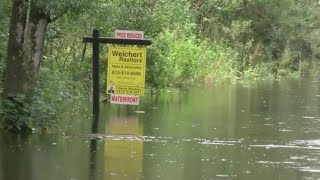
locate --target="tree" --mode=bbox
[2,0,90,133]
[4,0,49,99]
[190,0,320,66]
[0,0,11,70]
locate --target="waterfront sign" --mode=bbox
[110,94,140,105]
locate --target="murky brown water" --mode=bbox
[2,76,320,180]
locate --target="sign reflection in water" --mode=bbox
[104,115,143,180]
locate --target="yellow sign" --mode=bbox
[107,46,146,96]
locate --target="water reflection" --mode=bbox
[104,110,143,180]
[89,139,98,180]
[0,135,33,180]
[0,134,95,180]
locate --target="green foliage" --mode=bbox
[1,94,33,134]
[147,31,239,90]
[31,94,58,132]
[194,0,320,68]
[206,44,239,83]
[90,0,195,37]
[38,45,91,133]
[0,92,60,134]
[241,62,278,80]
[0,0,11,91]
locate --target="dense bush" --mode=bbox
[146,31,240,91]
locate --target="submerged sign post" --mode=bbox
[107,30,147,105]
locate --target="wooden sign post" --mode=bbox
[83,29,152,133]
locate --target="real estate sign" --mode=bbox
[106,46,146,96]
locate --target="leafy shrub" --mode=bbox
[146,31,240,90]
[1,94,33,134]
[36,55,91,133]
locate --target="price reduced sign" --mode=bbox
[106,46,146,96]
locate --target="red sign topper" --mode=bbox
[115,30,144,40]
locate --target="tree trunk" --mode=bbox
[21,1,49,95]
[2,0,49,133]
[194,0,203,36]
[3,0,28,97]
[3,0,49,99]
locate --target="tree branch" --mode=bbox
[48,9,70,23]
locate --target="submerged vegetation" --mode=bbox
[1,0,320,133]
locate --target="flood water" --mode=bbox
[2,76,320,180]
